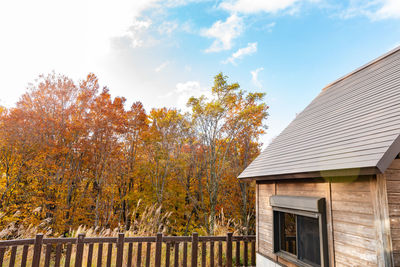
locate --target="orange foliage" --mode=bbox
[0,72,268,236]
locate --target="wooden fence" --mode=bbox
[0,233,256,267]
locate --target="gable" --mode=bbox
[240,46,400,180]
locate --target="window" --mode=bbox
[271,195,328,267]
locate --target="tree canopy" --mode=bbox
[0,72,268,237]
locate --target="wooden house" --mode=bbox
[239,46,400,267]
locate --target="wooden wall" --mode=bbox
[331,176,378,266]
[257,179,333,267]
[383,159,400,265]
[257,182,275,260]
[256,174,392,267]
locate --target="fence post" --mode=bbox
[251,241,256,266]
[0,247,5,267]
[226,233,233,267]
[75,234,85,267]
[116,233,125,267]
[32,234,44,267]
[191,233,198,267]
[155,233,163,267]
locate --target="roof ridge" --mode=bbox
[322,45,400,91]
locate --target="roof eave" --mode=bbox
[238,166,382,182]
[376,134,400,173]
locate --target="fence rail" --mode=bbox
[0,233,256,267]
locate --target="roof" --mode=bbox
[240,46,400,181]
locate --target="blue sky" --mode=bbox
[0,0,399,145]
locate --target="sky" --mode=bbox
[0,0,400,145]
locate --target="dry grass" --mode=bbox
[0,202,253,266]
[69,201,172,239]
[0,200,172,240]
[212,209,242,236]
[0,211,53,240]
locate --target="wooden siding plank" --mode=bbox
[332,200,374,214]
[331,211,375,227]
[387,159,400,170]
[385,163,400,264]
[333,218,375,240]
[325,179,335,267]
[371,175,393,266]
[331,190,372,202]
[334,242,378,264]
[335,252,377,267]
[257,182,275,260]
[393,253,400,266]
[333,231,376,252]
[331,178,372,192]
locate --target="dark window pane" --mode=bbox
[297,215,321,266]
[279,212,296,255]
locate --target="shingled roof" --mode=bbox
[239,46,400,180]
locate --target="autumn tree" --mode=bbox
[115,102,148,229]
[0,71,268,236]
[187,73,268,234]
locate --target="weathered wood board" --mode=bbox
[257,173,396,266]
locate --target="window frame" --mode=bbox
[271,196,329,267]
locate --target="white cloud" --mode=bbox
[125,19,153,48]
[374,0,400,19]
[338,0,400,20]
[175,81,210,109]
[265,22,276,32]
[220,0,300,14]
[0,0,213,108]
[163,81,211,110]
[165,0,212,7]
[201,14,243,53]
[155,61,170,72]
[180,20,198,34]
[175,81,202,94]
[223,42,257,65]
[251,67,264,88]
[158,21,179,35]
